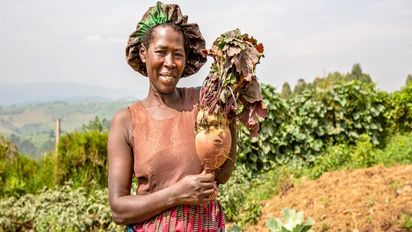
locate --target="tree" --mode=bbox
[0,134,18,159]
[82,116,109,132]
[349,63,372,83]
[280,82,293,99]
[293,79,307,95]
[406,74,412,86]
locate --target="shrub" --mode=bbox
[386,83,412,132]
[57,130,108,190]
[0,183,122,232]
[237,81,388,172]
[308,144,351,179]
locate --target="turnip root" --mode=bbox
[195,29,267,172]
[195,111,232,172]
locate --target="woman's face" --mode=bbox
[140,25,186,94]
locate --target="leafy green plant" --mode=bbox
[350,134,376,168]
[308,144,351,179]
[237,80,388,172]
[57,130,108,190]
[386,83,412,132]
[0,183,122,232]
[400,213,412,231]
[376,132,412,165]
[266,208,314,232]
[219,164,282,227]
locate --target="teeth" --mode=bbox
[160,75,174,80]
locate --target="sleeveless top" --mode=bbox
[126,87,225,231]
[128,87,203,194]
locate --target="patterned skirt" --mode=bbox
[126,200,225,232]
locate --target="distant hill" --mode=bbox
[0,99,134,156]
[0,82,141,105]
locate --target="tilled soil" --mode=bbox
[246,165,412,232]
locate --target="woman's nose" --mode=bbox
[164,54,176,68]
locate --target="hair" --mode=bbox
[140,23,189,57]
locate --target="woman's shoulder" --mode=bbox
[111,108,132,128]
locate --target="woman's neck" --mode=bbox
[144,87,182,109]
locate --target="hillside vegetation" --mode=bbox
[0,100,132,156]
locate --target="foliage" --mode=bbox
[236,84,289,170]
[57,130,108,190]
[406,74,412,86]
[219,164,286,227]
[0,134,18,159]
[237,80,388,171]
[349,63,372,83]
[281,82,293,100]
[0,183,122,232]
[0,154,39,197]
[266,208,314,232]
[297,63,372,94]
[0,129,109,197]
[218,165,253,222]
[308,144,351,179]
[350,134,376,168]
[400,213,412,231]
[82,116,110,132]
[293,79,307,96]
[386,83,412,132]
[375,132,412,166]
[197,28,266,136]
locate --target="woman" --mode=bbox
[108,2,236,231]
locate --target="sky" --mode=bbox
[0,0,411,98]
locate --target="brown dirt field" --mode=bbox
[246,165,412,232]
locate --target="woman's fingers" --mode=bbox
[201,182,214,190]
[198,173,214,182]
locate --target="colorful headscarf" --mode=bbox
[126,2,207,78]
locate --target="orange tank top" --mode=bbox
[128,87,203,195]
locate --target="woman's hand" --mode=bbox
[172,171,216,205]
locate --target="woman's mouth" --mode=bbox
[159,74,175,84]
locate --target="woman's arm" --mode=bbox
[108,109,216,225]
[214,121,237,184]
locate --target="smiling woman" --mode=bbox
[139,25,186,94]
[107,2,236,231]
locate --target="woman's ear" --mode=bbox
[139,45,147,63]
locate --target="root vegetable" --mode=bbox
[195,29,267,172]
[195,112,231,172]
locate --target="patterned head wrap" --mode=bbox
[126,2,207,78]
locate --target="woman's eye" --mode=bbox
[175,52,184,57]
[155,50,166,55]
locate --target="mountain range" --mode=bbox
[0,82,142,105]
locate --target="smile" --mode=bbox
[159,74,177,85]
[159,74,175,80]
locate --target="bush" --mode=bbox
[386,83,412,132]
[0,183,122,232]
[376,132,412,166]
[57,130,108,190]
[237,81,388,172]
[219,164,287,227]
[0,129,109,197]
[308,144,351,179]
